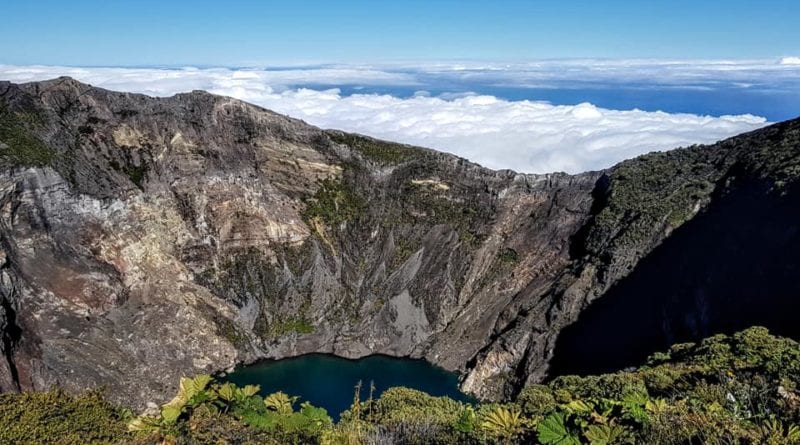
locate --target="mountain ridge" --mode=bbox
[0,77,798,408]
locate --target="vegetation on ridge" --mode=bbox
[1,326,799,444]
[328,132,430,166]
[577,123,800,268]
[0,104,54,167]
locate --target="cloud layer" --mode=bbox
[0,63,784,173]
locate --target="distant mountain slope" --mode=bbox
[0,77,798,407]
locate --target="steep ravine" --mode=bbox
[0,77,798,409]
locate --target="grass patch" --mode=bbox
[265,317,315,338]
[0,105,53,167]
[303,178,365,227]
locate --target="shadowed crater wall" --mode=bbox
[549,178,800,377]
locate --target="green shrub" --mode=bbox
[183,406,281,445]
[0,389,129,445]
[516,384,556,418]
[498,248,519,264]
[367,387,477,444]
[638,364,686,395]
[549,372,647,402]
[370,387,466,426]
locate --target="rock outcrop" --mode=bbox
[0,77,798,408]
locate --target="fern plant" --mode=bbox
[480,405,525,444]
[454,406,477,433]
[620,391,650,425]
[161,374,213,423]
[214,382,260,412]
[760,417,800,445]
[128,374,214,439]
[264,391,298,414]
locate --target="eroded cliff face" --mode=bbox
[0,78,798,408]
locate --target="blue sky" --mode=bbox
[2,0,799,66]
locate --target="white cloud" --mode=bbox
[254,91,766,173]
[781,57,800,65]
[376,58,800,90]
[0,64,775,173]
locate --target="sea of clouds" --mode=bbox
[2,60,798,173]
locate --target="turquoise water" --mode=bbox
[224,354,472,419]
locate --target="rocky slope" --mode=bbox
[0,77,798,408]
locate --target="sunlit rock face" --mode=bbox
[0,77,798,408]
